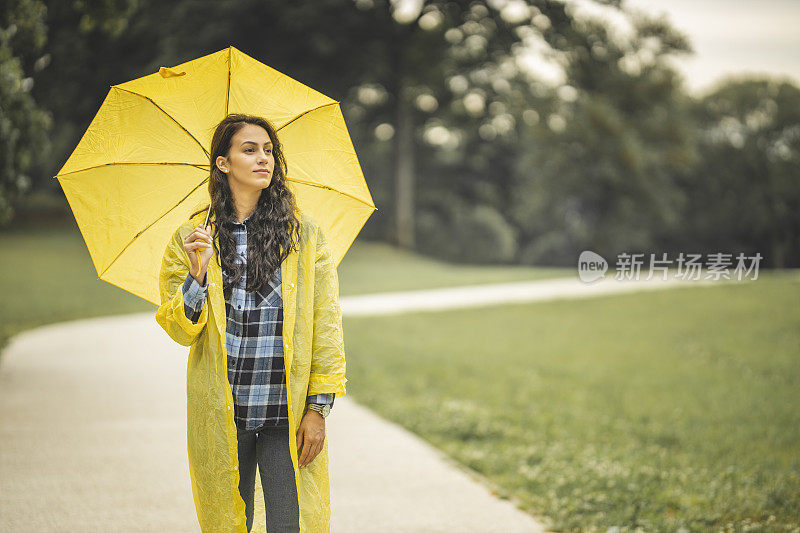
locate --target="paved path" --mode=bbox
[0,276,706,531]
[341,275,712,316]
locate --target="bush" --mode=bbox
[518,231,576,266]
[417,201,518,264]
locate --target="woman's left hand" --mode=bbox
[297,409,325,467]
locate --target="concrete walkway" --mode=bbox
[341,275,713,316]
[0,276,705,531]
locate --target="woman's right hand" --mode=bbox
[184,224,214,280]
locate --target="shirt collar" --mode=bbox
[229,214,253,227]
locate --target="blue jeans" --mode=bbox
[235,424,300,533]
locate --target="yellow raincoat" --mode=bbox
[155,206,347,532]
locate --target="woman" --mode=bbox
[155,113,347,533]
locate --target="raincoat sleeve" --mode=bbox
[308,225,347,397]
[155,226,210,346]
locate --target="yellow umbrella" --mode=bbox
[55,45,376,306]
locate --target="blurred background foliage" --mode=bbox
[1,0,798,267]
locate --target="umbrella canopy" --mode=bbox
[55,46,375,306]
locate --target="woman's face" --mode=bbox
[216,123,275,192]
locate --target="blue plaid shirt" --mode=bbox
[182,215,334,430]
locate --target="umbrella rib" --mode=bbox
[112,86,210,159]
[55,162,208,179]
[277,101,338,131]
[226,47,231,115]
[98,176,210,278]
[287,176,376,209]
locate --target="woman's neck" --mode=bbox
[232,188,260,223]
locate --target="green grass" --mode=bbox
[341,272,800,532]
[0,224,155,352]
[0,222,567,354]
[339,239,568,295]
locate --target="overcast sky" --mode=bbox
[624,0,800,96]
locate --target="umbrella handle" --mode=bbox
[194,208,211,275]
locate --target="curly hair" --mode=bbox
[190,113,300,294]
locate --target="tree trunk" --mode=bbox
[394,80,415,248]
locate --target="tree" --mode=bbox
[0,0,52,226]
[337,0,548,248]
[507,4,699,265]
[683,77,800,268]
[29,0,147,195]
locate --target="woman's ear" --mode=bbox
[215,155,229,173]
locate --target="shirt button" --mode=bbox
[211,282,216,287]
[290,282,294,288]
[284,343,289,350]
[227,405,231,411]
[234,465,238,470]
[237,305,241,310]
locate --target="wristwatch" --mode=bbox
[308,403,331,418]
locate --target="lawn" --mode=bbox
[341,271,800,531]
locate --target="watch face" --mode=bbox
[322,404,331,417]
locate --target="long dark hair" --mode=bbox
[190,113,300,293]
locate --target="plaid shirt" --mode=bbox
[182,215,334,431]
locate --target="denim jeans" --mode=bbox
[235,424,300,533]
